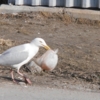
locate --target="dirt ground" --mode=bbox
[0,12,100,91]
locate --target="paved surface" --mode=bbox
[0,83,100,100]
[0,4,100,21]
[0,4,63,13]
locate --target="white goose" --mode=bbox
[0,38,50,84]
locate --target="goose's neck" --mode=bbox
[30,43,39,51]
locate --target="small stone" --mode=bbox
[49,34,53,37]
[19,82,26,85]
[18,77,23,80]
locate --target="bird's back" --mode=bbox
[0,44,28,67]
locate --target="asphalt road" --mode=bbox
[0,83,100,100]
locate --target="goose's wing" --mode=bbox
[0,44,29,66]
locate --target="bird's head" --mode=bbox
[31,38,51,50]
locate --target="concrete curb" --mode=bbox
[0,4,100,21]
[0,4,63,13]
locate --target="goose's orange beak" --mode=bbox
[44,45,51,50]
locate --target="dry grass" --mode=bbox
[0,21,10,26]
[0,39,15,47]
[17,28,30,35]
[76,18,100,26]
[0,39,16,53]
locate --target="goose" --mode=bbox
[0,38,51,84]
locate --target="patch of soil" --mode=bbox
[0,12,100,91]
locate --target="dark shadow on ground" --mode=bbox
[0,76,24,83]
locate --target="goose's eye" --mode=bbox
[39,41,43,43]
